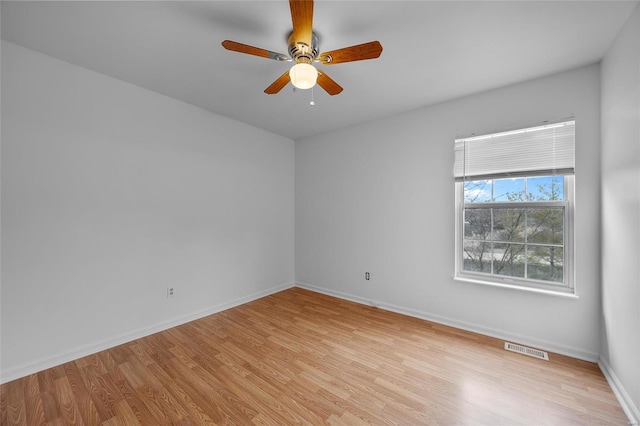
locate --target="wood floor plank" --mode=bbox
[111,399,139,425]
[76,362,121,421]
[0,288,630,425]
[2,379,27,425]
[170,350,260,425]
[23,374,47,426]
[145,362,217,426]
[124,355,189,424]
[61,363,100,425]
[112,364,161,425]
[53,377,85,425]
[37,368,62,422]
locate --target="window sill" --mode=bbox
[454,276,578,299]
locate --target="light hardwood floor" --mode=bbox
[1,287,629,425]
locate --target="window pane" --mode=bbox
[493,178,525,202]
[464,180,492,203]
[528,246,564,283]
[493,208,525,243]
[463,240,492,273]
[464,208,491,239]
[527,208,564,244]
[527,176,564,201]
[457,172,572,290]
[492,243,526,279]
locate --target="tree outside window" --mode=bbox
[462,176,566,285]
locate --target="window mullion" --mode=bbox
[490,207,494,275]
[524,208,528,280]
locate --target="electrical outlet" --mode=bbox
[167,287,175,298]
[365,272,370,281]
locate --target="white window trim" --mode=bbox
[453,275,579,299]
[454,176,575,296]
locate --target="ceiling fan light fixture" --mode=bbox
[289,63,317,89]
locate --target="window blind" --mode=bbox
[454,120,575,181]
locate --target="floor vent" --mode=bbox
[504,342,549,360]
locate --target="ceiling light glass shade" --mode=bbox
[289,63,317,89]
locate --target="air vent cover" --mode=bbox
[504,342,549,360]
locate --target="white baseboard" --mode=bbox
[0,282,294,384]
[295,281,600,362]
[599,357,640,425]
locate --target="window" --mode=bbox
[454,121,575,294]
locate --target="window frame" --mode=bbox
[454,175,575,295]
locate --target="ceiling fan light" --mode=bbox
[289,63,317,89]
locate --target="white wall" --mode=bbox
[0,41,295,382]
[296,64,602,361]
[600,3,640,422]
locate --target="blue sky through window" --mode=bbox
[464,176,564,203]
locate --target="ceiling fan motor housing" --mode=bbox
[288,31,319,64]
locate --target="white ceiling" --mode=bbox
[1,1,637,140]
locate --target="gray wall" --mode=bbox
[1,41,295,382]
[600,3,640,422]
[296,64,602,361]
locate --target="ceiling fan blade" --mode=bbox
[222,40,289,61]
[316,71,343,96]
[264,71,291,94]
[290,0,314,48]
[317,41,383,65]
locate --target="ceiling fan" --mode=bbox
[221,0,383,96]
